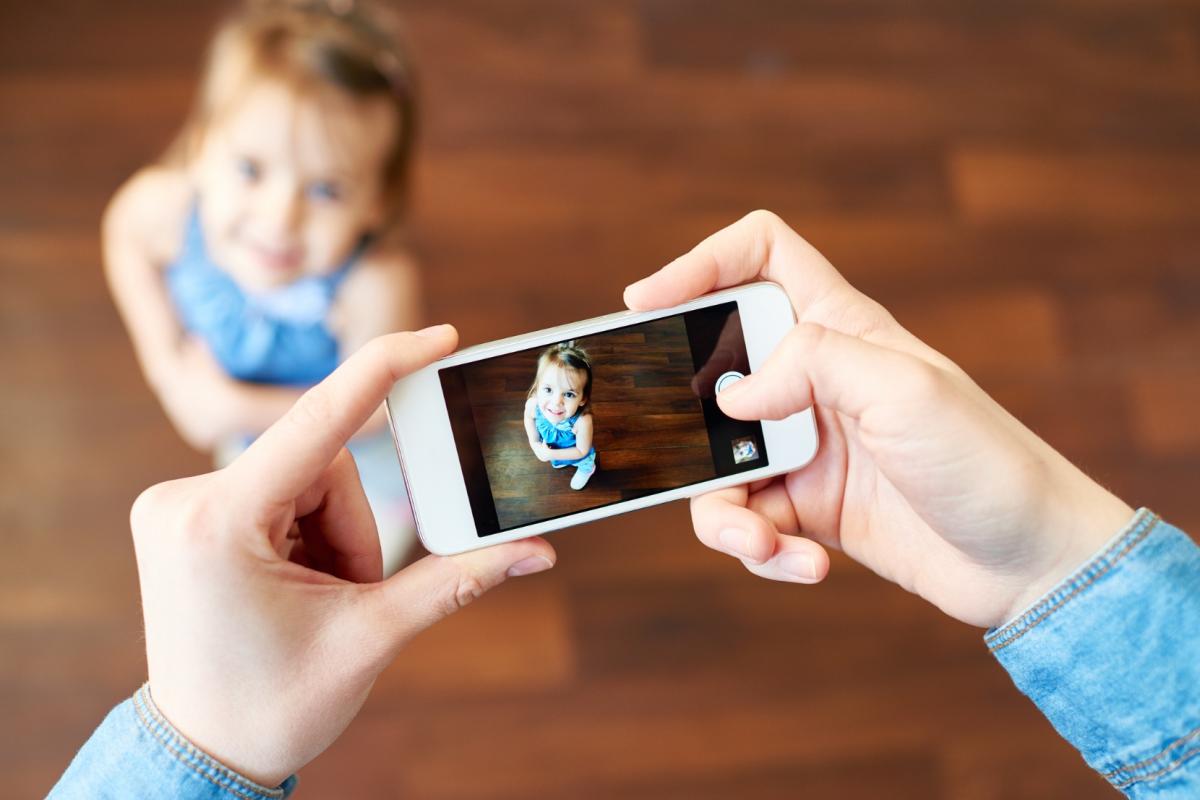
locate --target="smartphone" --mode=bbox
[386,282,818,555]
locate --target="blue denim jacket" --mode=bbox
[986,509,1199,796]
[49,509,1198,797]
[48,685,297,799]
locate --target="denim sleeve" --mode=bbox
[986,509,1200,798]
[48,684,298,800]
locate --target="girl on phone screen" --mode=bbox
[524,343,597,490]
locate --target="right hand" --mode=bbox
[625,210,1133,628]
[531,441,553,462]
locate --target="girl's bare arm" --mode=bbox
[102,168,191,393]
[325,247,421,436]
[524,398,543,447]
[547,413,592,461]
[524,398,553,463]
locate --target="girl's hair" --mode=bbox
[528,342,593,414]
[166,0,418,223]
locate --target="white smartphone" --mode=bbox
[386,282,818,555]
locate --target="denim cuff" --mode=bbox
[49,684,298,799]
[133,684,299,800]
[985,509,1200,796]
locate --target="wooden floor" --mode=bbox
[464,316,713,530]
[4,1,1200,798]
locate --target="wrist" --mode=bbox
[998,475,1135,626]
[142,682,293,790]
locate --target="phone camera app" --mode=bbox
[731,436,760,464]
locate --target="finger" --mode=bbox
[690,487,778,565]
[226,326,457,513]
[690,488,830,582]
[623,210,849,316]
[292,448,383,583]
[742,536,831,584]
[745,481,802,537]
[356,537,558,658]
[717,322,933,422]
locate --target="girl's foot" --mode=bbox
[570,464,595,490]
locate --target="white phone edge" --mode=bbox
[385,282,818,555]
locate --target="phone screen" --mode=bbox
[438,302,768,536]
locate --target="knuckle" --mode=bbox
[745,208,782,230]
[129,477,214,543]
[790,321,827,351]
[899,359,949,403]
[444,571,485,615]
[289,385,338,433]
[129,482,169,538]
[360,334,393,364]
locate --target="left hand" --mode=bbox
[132,326,557,786]
[533,442,553,462]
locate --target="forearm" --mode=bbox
[546,444,587,460]
[49,684,296,800]
[986,509,1200,798]
[524,415,542,449]
[103,238,185,392]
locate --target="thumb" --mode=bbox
[717,322,934,422]
[357,537,557,654]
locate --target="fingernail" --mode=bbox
[718,528,753,559]
[507,554,554,577]
[778,552,818,581]
[415,324,452,338]
[719,376,748,397]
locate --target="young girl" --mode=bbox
[103,0,420,573]
[524,343,597,490]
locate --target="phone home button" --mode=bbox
[715,371,744,393]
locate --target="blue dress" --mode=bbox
[534,405,597,470]
[165,205,360,386]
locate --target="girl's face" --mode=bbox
[193,77,397,291]
[537,363,587,422]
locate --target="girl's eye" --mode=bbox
[235,157,261,182]
[542,386,551,394]
[308,180,341,202]
[565,392,576,399]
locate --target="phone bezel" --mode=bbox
[386,282,818,555]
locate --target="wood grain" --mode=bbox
[3,0,1198,797]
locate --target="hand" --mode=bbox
[625,211,1133,628]
[131,326,557,786]
[531,441,553,462]
[156,337,242,450]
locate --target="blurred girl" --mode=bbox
[524,343,597,490]
[103,0,420,573]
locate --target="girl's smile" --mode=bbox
[193,78,396,291]
[538,364,586,421]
